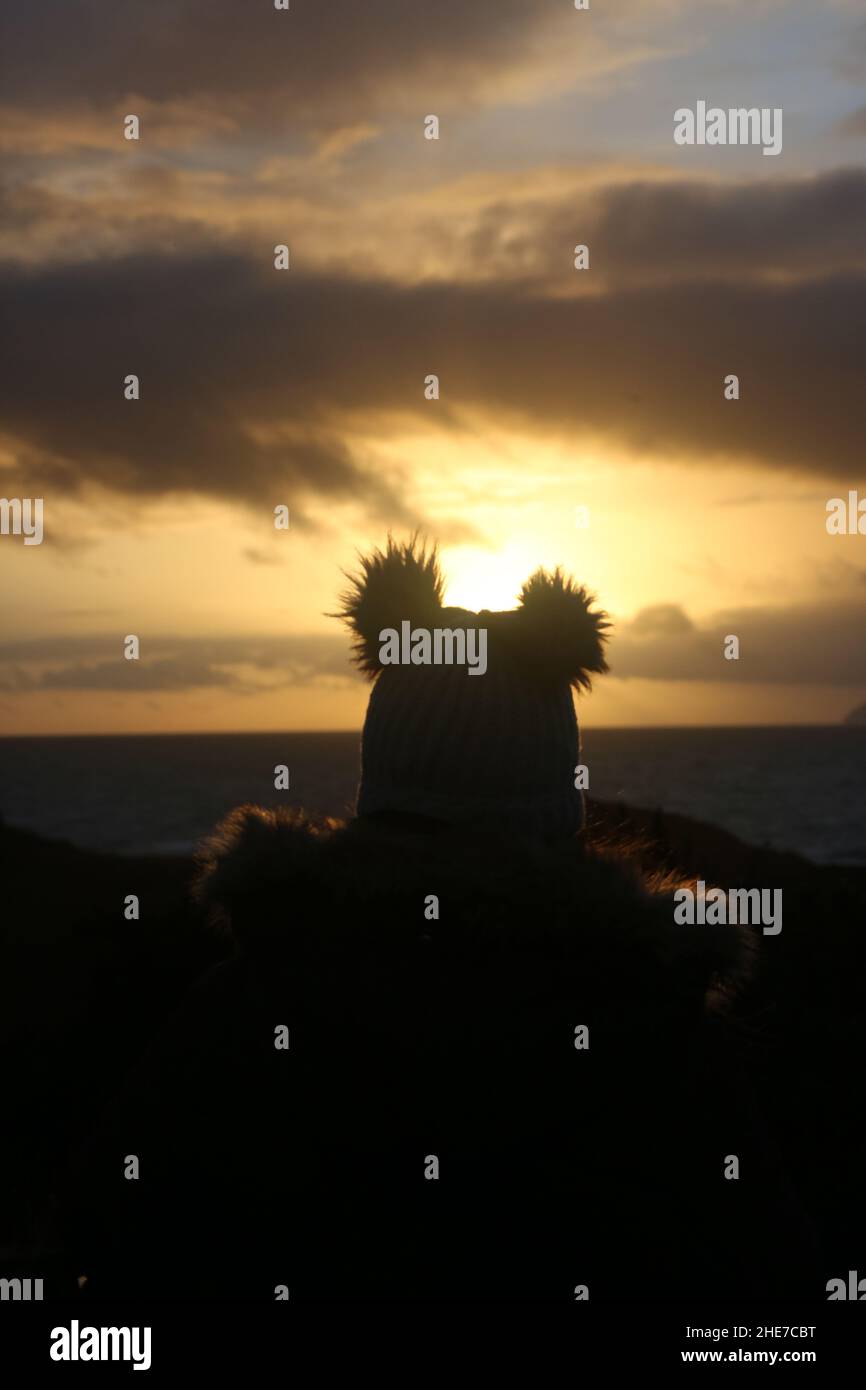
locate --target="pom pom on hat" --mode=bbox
[335,535,609,689]
[333,533,444,677]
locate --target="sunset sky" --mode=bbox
[2,0,866,734]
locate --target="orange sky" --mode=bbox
[2,0,866,734]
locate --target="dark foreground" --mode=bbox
[1,799,864,1303]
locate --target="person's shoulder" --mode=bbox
[192,807,753,1014]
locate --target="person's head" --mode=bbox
[334,535,610,842]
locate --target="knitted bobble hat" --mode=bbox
[334,535,610,840]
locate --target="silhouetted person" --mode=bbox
[64,538,815,1299]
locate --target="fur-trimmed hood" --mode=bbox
[194,805,754,1035]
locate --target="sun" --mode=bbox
[441,542,536,613]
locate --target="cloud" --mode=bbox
[628,605,696,637]
[0,633,358,693]
[498,168,866,289]
[38,655,240,693]
[8,163,866,289]
[5,596,866,693]
[613,600,866,683]
[835,16,866,83]
[0,0,817,193]
[0,253,420,523]
[837,105,866,136]
[242,547,283,567]
[0,98,240,156]
[1,250,865,514]
[0,0,662,141]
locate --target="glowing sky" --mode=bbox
[1,0,865,733]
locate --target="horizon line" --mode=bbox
[0,721,859,741]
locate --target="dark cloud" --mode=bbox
[2,249,865,511]
[5,598,866,692]
[628,605,695,638]
[38,656,239,693]
[837,106,866,137]
[242,547,283,566]
[8,167,866,289]
[0,253,417,521]
[0,633,358,693]
[614,601,866,685]
[835,18,866,85]
[516,168,866,286]
[0,0,567,128]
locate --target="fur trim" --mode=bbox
[332,533,444,677]
[194,805,754,1016]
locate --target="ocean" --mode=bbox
[1,726,864,866]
